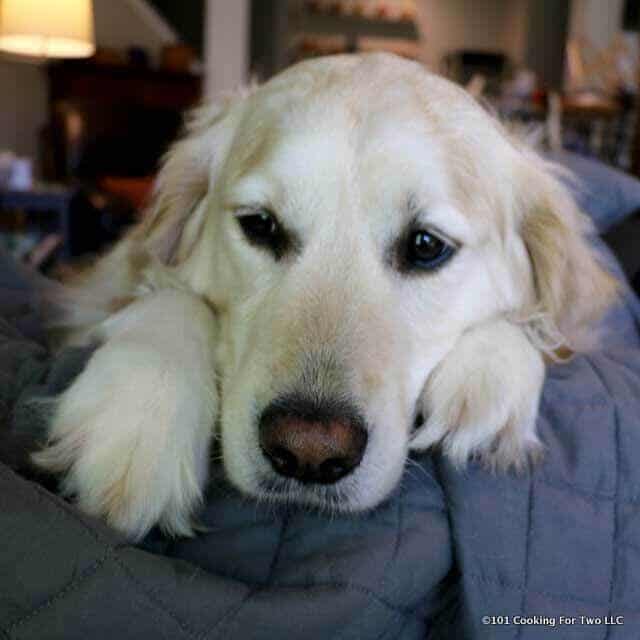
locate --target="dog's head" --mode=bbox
[135,54,616,510]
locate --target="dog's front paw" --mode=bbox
[411,319,545,471]
[33,342,215,540]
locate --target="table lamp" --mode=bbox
[0,0,94,59]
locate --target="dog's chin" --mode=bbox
[251,473,368,514]
[226,459,388,514]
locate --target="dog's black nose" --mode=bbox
[259,396,368,484]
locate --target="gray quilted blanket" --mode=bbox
[1,153,640,639]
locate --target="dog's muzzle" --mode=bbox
[259,395,368,484]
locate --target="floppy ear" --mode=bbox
[132,92,248,267]
[51,92,250,334]
[517,154,619,353]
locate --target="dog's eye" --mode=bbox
[237,210,290,259]
[405,230,454,270]
[238,211,279,243]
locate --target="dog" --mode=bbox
[33,53,617,541]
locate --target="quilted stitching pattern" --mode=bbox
[434,349,640,639]
[3,342,639,638]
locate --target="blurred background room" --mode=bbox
[1,0,639,291]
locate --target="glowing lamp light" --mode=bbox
[0,0,95,59]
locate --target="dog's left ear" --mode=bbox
[517,153,619,352]
[131,91,250,267]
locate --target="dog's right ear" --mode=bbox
[131,91,249,267]
[48,92,251,334]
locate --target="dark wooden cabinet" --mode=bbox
[44,61,202,181]
[47,61,202,111]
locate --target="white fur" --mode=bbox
[34,289,218,539]
[33,54,617,540]
[412,318,545,468]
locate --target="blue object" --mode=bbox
[547,150,640,234]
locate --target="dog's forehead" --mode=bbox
[223,54,517,237]
[232,55,458,157]
[231,74,442,188]
[252,53,497,134]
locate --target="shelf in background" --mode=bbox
[293,10,419,41]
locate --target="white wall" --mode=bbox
[565,0,637,89]
[568,0,625,50]
[204,0,249,99]
[503,0,531,67]
[0,0,177,174]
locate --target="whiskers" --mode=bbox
[255,474,354,519]
[400,454,439,494]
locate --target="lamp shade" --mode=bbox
[0,0,94,58]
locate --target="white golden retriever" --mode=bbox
[34,54,617,540]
